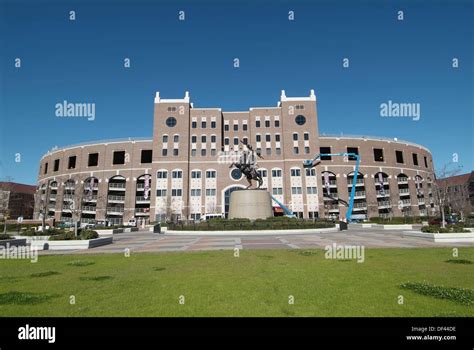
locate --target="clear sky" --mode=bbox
[1,0,472,185]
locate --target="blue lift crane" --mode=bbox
[303,153,361,222]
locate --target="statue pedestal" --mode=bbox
[228,189,273,220]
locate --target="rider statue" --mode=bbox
[229,140,264,189]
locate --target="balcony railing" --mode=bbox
[82,206,97,212]
[378,201,391,207]
[399,188,410,194]
[83,195,97,202]
[376,190,390,197]
[354,191,366,198]
[397,177,408,183]
[400,199,411,205]
[109,183,126,189]
[347,178,364,185]
[108,195,125,202]
[353,202,367,209]
[136,196,150,202]
[107,206,124,213]
[108,217,123,225]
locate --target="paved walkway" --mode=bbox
[38,225,473,255]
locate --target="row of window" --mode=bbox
[320,147,430,168]
[43,150,153,174]
[156,188,217,197]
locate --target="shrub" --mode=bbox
[0,234,11,240]
[80,230,99,240]
[48,232,77,241]
[421,225,470,234]
[400,281,474,305]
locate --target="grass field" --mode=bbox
[0,247,473,317]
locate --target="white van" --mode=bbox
[200,214,223,222]
[125,218,137,227]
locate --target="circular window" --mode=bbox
[166,117,177,127]
[295,115,306,126]
[231,168,242,180]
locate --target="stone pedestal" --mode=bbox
[228,189,273,220]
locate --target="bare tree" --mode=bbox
[432,163,463,228]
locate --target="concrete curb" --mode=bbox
[164,226,339,236]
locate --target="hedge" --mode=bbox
[368,217,424,225]
[168,218,335,231]
[421,225,470,234]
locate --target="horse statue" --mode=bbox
[229,142,264,189]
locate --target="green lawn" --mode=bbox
[0,247,473,317]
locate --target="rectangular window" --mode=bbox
[206,171,216,178]
[201,149,206,156]
[256,120,260,128]
[306,168,316,176]
[275,148,281,155]
[44,162,48,174]
[163,135,168,143]
[320,147,332,160]
[265,120,270,128]
[412,153,419,166]
[274,120,280,128]
[162,149,168,156]
[275,134,280,142]
[304,133,309,141]
[266,148,271,155]
[291,169,301,177]
[211,135,216,143]
[243,124,248,131]
[211,121,216,129]
[157,171,167,179]
[242,137,248,145]
[424,156,428,168]
[396,150,404,164]
[113,151,125,165]
[347,147,358,161]
[191,189,201,196]
[191,136,197,143]
[174,135,179,142]
[293,147,299,155]
[88,153,99,167]
[304,147,310,154]
[373,148,384,162]
[68,156,77,169]
[192,121,197,129]
[224,138,229,145]
[206,189,216,196]
[224,124,229,131]
[291,187,302,195]
[256,135,261,142]
[54,159,60,172]
[191,171,201,179]
[233,124,238,131]
[293,134,298,141]
[172,171,182,179]
[172,189,182,197]
[191,149,196,157]
[306,187,317,194]
[272,169,282,177]
[272,187,283,195]
[201,135,206,143]
[173,149,179,156]
[233,137,239,145]
[265,134,271,142]
[201,121,207,128]
[156,189,167,197]
[141,150,152,163]
[211,149,216,156]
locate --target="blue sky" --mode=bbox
[1,0,472,185]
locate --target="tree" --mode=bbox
[0,177,16,233]
[432,163,463,228]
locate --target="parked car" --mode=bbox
[199,214,223,222]
[80,222,95,229]
[429,216,457,226]
[124,218,137,227]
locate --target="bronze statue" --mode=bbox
[229,141,264,189]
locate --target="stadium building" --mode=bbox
[34,90,436,224]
